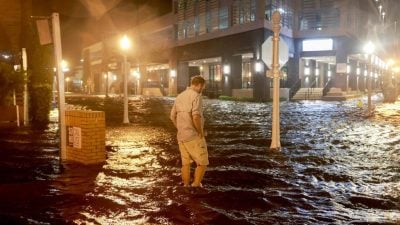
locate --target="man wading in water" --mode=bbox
[170,75,208,192]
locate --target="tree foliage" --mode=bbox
[25,19,54,128]
[0,62,24,106]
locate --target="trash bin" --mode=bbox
[65,110,106,164]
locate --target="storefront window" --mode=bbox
[208,64,222,90]
[242,61,253,88]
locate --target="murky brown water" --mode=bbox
[0,95,399,224]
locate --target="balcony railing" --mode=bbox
[297,6,367,39]
[299,9,340,31]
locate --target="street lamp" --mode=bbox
[363,41,375,115]
[120,35,131,124]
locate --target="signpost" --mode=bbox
[261,11,288,151]
[52,13,67,160]
[34,13,66,161]
[22,48,28,126]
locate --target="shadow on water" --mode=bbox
[0,95,399,224]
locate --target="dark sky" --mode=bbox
[32,0,171,67]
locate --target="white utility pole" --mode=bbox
[52,12,66,160]
[22,48,29,126]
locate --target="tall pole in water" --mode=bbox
[120,35,131,124]
[363,41,375,116]
[270,12,282,151]
[368,55,373,115]
[22,48,28,126]
[52,12,66,160]
[123,54,129,124]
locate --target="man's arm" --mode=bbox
[192,114,203,137]
[170,103,177,128]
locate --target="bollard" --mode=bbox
[65,110,106,164]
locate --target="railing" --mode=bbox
[204,83,221,98]
[305,80,317,100]
[289,79,301,100]
[322,79,333,96]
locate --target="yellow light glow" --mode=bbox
[120,35,131,51]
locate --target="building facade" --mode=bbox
[80,0,394,100]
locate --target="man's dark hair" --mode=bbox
[191,75,205,86]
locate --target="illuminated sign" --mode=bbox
[302,39,333,51]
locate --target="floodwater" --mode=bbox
[0,95,399,225]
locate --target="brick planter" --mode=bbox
[65,110,106,164]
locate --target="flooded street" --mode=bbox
[0,96,399,224]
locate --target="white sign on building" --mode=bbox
[68,126,82,149]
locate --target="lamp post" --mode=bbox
[363,41,375,116]
[270,11,281,151]
[120,35,131,124]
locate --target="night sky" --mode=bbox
[32,0,171,67]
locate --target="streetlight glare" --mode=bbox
[120,35,131,51]
[61,60,67,68]
[61,60,70,72]
[363,41,375,54]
